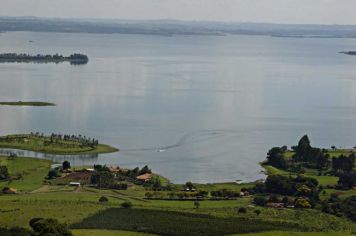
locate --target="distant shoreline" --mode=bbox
[0,53,89,65]
[0,101,56,106]
[2,17,356,38]
[0,134,119,155]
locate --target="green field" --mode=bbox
[238,231,354,236]
[0,101,55,106]
[262,164,338,186]
[0,156,51,192]
[0,134,118,154]
[71,208,298,236]
[0,156,355,236]
[73,229,155,236]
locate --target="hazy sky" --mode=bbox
[1,0,355,24]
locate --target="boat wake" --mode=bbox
[120,129,236,153]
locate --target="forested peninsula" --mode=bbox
[0,53,89,64]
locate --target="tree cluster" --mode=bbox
[322,194,356,221]
[0,218,72,236]
[0,53,88,64]
[211,189,240,199]
[90,165,128,190]
[48,133,99,148]
[253,174,319,208]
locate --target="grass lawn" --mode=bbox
[262,165,338,186]
[0,156,51,192]
[73,229,156,236]
[0,101,55,106]
[237,231,353,236]
[327,149,354,158]
[193,182,255,192]
[0,134,118,155]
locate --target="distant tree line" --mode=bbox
[47,133,99,148]
[0,53,88,64]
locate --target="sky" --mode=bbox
[0,0,356,25]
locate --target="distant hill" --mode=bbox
[1,16,356,37]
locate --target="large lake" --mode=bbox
[1,31,356,183]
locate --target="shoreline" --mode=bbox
[0,134,119,155]
[0,101,56,106]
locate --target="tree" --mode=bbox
[253,196,267,206]
[0,227,31,236]
[254,209,261,216]
[47,169,59,179]
[62,161,71,170]
[0,166,9,180]
[332,155,354,174]
[139,165,151,175]
[194,200,200,209]
[295,198,311,208]
[266,147,288,169]
[29,218,72,236]
[338,172,356,190]
[90,171,114,188]
[99,196,109,203]
[185,181,195,191]
[238,207,247,213]
[121,201,132,208]
[341,196,356,221]
[296,185,312,197]
[295,135,311,157]
[264,175,295,195]
[144,176,161,190]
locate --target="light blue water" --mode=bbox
[1,32,356,183]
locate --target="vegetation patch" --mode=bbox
[0,156,51,192]
[72,229,155,236]
[72,208,298,236]
[0,133,118,155]
[0,101,55,106]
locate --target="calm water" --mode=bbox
[1,32,356,183]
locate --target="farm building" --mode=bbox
[69,182,81,187]
[136,173,152,182]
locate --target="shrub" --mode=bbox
[295,198,311,208]
[254,209,261,216]
[253,196,267,206]
[62,161,71,170]
[268,195,280,203]
[47,169,59,179]
[194,200,200,209]
[121,201,133,209]
[0,227,31,236]
[211,189,239,198]
[238,207,247,213]
[99,196,109,203]
[185,181,195,191]
[0,166,9,180]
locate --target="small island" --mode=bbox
[340,51,356,56]
[0,133,118,155]
[0,53,89,65]
[0,101,55,106]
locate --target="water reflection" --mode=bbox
[0,148,98,166]
[1,32,356,183]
